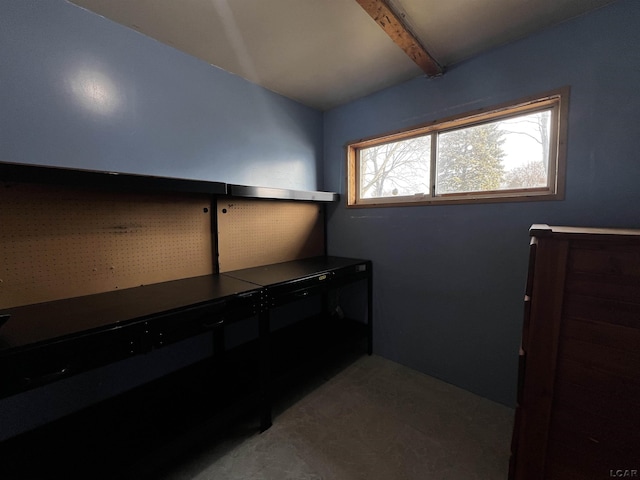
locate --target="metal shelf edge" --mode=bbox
[228,184,339,202]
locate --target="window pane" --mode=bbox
[360,136,430,199]
[348,88,567,206]
[436,122,506,195]
[500,110,551,190]
[436,110,551,195]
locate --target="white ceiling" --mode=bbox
[70,0,617,110]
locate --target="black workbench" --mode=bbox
[224,256,372,429]
[0,274,261,398]
[0,256,372,432]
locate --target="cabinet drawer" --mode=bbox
[150,301,227,348]
[268,283,326,308]
[0,324,143,397]
[271,271,334,294]
[331,263,370,286]
[151,293,260,348]
[266,264,369,307]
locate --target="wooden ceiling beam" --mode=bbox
[355,0,443,77]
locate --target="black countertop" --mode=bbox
[0,256,370,354]
[0,274,260,352]
[223,256,370,288]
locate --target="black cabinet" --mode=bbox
[224,256,373,430]
[0,274,261,399]
[0,257,372,433]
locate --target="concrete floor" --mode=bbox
[133,355,514,480]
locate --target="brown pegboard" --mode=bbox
[217,198,324,272]
[0,183,213,309]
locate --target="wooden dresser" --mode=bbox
[510,225,640,480]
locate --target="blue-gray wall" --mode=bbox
[324,0,640,406]
[0,0,323,439]
[0,0,323,190]
[1,0,638,439]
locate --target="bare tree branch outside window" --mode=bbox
[360,136,430,198]
[349,88,566,206]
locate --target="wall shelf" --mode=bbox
[228,184,339,202]
[0,162,339,202]
[0,162,226,196]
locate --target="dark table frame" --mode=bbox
[224,256,373,430]
[0,256,372,434]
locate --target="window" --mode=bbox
[347,87,569,207]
